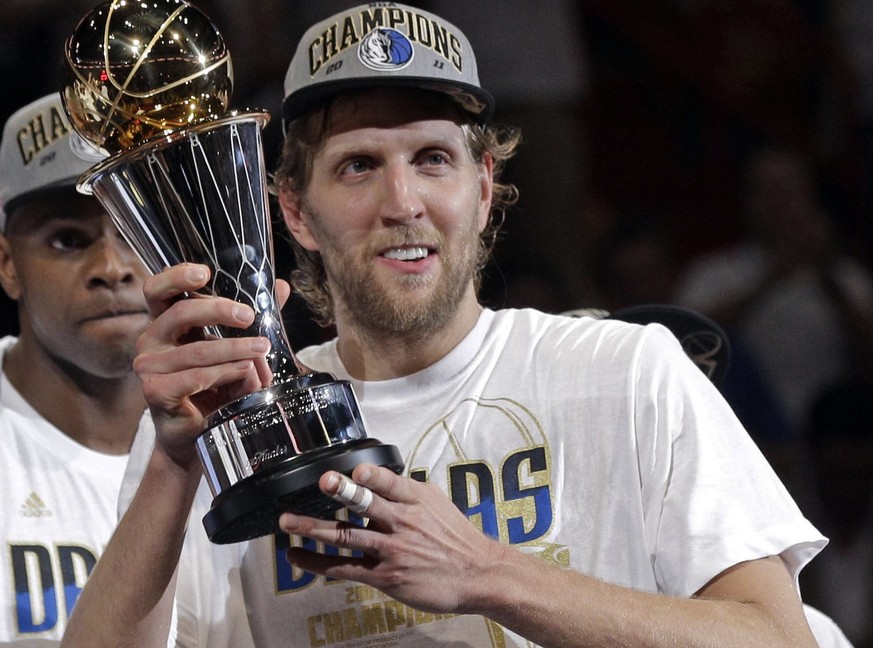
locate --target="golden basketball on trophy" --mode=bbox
[61,0,232,154]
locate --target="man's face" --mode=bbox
[287,89,493,336]
[0,192,149,378]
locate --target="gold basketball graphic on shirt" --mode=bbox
[408,397,565,565]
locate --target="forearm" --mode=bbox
[62,444,201,648]
[284,469,817,647]
[467,546,817,648]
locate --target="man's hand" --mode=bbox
[279,463,505,615]
[133,263,280,468]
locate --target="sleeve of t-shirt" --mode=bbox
[632,324,826,596]
[172,486,256,648]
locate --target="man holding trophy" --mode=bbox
[62,2,828,647]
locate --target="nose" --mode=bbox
[86,231,142,289]
[379,163,425,224]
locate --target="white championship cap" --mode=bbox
[281,3,494,131]
[0,93,96,231]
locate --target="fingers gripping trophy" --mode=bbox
[60,0,403,544]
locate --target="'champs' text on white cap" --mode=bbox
[0,93,95,231]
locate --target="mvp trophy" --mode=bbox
[61,0,403,544]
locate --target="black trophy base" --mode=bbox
[202,439,404,544]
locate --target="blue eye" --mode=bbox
[341,158,372,176]
[422,151,448,166]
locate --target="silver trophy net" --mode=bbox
[81,113,403,544]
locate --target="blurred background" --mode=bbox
[2,1,872,644]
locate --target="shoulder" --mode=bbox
[488,307,616,341]
[0,335,16,364]
[486,308,687,374]
[0,336,14,400]
[491,307,680,347]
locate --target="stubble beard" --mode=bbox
[312,213,482,341]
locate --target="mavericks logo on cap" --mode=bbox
[358,28,414,71]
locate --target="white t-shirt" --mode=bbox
[804,604,856,648]
[133,309,824,647]
[0,336,147,645]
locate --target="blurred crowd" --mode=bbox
[2,1,872,644]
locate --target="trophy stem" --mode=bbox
[79,112,304,379]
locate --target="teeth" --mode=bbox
[383,246,428,261]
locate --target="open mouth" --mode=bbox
[381,246,431,261]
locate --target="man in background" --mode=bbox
[0,93,150,644]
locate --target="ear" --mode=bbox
[0,234,21,300]
[0,234,21,301]
[477,153,495,233]
[278,188,320,252]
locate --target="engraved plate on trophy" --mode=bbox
[60,0,403,544]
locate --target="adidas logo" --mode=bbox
[20,492,52,518]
